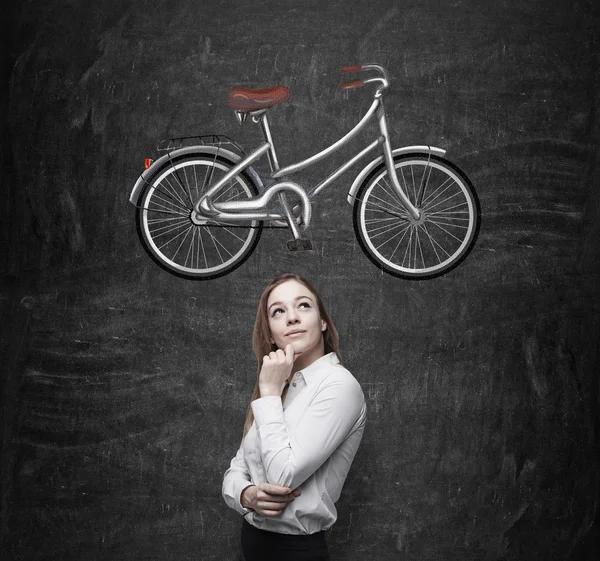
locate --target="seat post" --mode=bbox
[255,113,306,246]
[257,113,280,173]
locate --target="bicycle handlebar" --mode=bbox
[341,79,364,89]
[339,63,389,93]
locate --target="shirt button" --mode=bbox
[292,382,297,387]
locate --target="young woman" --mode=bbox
[222,273,367,561]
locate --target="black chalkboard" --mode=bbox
[1,0,599,559]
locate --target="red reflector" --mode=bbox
[144,158,154,170]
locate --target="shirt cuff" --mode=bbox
[251,396,285,427]
[234,480,255,516]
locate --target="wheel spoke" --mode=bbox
[151,219,191,240]
[401,227,414,268]
[420,174,454,208]
[364,216,401,225]
[198,225,208,269]
[381,177,408,210]
[420,223,444,262]
[415,226,426,269]
[420,173,453,209]
[368,221,410,239]
[387,227,410,263]
[161,174,193,209]
[150,183,190,211]
[191,163,200,202]
[365,193,408,216]
[175,165,196,207]
[374,222,411,251]
[221,189,246,204]
[201,161,216,195]
[426,218,469,230]
[203,226,232,260]
[426,201,470,216]
[146,200,189,216]
[213,181,237,203]
[422,223,451,258]
[170,223,194,260]
[407,164,415,205]
[428,219,464,243]
[156,221,193,251]
[422,183,461,212]
[144,206,189,217]
[148,190,190,213]
[427,210,471,220]
[147,216,190,224]
[398,165,413,204]
[184,226,197,268]
[218,225,249,243]
[415,160,433,207]
[423,190,466,213]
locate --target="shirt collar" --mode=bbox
[294,352,339,385]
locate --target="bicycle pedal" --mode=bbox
[286,239,313,251]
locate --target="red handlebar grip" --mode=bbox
[341,79,364,89]
[341,64,362,74]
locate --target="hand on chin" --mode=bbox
[289,342,303,359]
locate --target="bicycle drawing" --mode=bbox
[129,63,480,280]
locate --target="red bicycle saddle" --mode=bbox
[227,85,291,111]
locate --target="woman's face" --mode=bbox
[266,279,327,366]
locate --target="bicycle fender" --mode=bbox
[346,145,446,204]
[128,145,264,205]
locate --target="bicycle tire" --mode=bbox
[135,153,262,280]
[352,154,480,279]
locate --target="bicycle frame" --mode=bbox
[192,70,421,226]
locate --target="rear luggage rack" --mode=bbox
[156,134,245,155]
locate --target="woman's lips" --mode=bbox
[286,330,306,337]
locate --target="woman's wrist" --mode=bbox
[258,384,281,398]
[241,485,256,509]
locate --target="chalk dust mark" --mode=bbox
[358,7,400,57]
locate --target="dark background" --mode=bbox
[2,0,599,559]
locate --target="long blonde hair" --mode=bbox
[242,273,340,436]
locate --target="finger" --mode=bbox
[256,493,296,508]
[258,492,295,503]
[256,488,285,501]
[259,509,283,517]
[291,489,301,497]
[285,344,295,362]
[269,351,277,359]
[259,483,292,495]
[256,499,289,511]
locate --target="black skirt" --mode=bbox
[240,519,330,561]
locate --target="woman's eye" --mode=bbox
[272,308,284,317]
[298,301,311,309]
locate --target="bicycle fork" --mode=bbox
[376,102,421,221]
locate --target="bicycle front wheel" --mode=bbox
[136,154,262,280]
[353,154,480,279]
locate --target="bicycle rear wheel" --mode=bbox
[136,154,262,280]
[353,154,480,279]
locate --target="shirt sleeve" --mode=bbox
[222,441,255,516]
[251,373,365,490]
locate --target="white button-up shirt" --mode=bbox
[222,352,366,534]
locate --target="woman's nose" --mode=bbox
[286,308,300,324]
